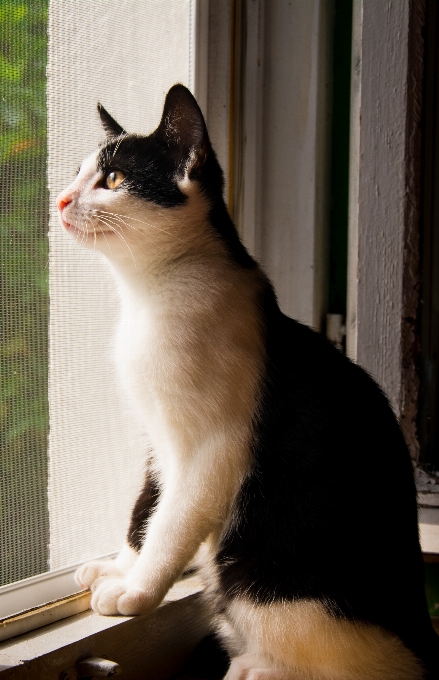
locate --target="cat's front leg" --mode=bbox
[74,542,138,591]
[90,451,239,616]
[74,465,159,594]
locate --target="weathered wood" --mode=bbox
[0,592,91,644]
[347,0,412,417]
[400,0,425,459]
[0,579,210,680]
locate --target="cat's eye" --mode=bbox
[105,169,125,190]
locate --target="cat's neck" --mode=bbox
[109,246,249,317]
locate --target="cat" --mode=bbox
[57,84,439,680]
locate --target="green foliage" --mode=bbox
[0,0,49,584]
[425,562,439,618]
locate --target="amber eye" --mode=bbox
[105,169,125,190]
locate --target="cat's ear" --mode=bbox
[97,103,126,138]
[155,84,208,177]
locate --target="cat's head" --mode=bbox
[57,85,225,268]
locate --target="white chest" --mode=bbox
[113,298,214,479]
[113,300,194,425]
[115,305,159,404]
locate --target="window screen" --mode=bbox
[1,0,49,588]
[1,0,195,608]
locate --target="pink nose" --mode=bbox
[57,193,72,212]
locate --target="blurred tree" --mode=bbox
[0,0,49,585]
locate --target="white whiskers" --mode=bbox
[96,214,138,269]
[95,209,184,244]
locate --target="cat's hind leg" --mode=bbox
[224,654,292,680]
[224,597,424,680]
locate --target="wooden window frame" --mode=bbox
[347,0,439,549]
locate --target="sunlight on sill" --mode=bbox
[0,575,208,680]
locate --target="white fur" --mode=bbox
[221,598,423,680]
[75,542,137,590]
[58,155,265,615]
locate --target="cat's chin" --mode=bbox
[59,215,83,237]
[60,217,115,245]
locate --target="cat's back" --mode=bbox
[258,292,410,477]
[217,285,429,648]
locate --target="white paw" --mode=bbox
[90,578,153,616]
[225,654,288,680]
[74,559,124,590]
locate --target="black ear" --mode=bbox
[154,84,208,177]
[97,103,126,138]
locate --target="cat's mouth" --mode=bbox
[60,215,114,238]
[60,216,79,233]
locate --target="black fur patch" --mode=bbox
[216,285,439,674]
[127,466,160,552]
[200,145,257,270]
[97,135,187,208]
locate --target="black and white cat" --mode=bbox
[57,85,439,680]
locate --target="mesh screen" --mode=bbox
[1,0,193,588]
[0,1,50,586]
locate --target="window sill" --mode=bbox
[419,507,439,554]
[0,576,209,680]
[0,557,119,625]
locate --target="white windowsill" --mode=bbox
[419,506,439,554]
[0,555,117,622]
[0,575,209,679]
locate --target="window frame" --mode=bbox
[347,0,439,546]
